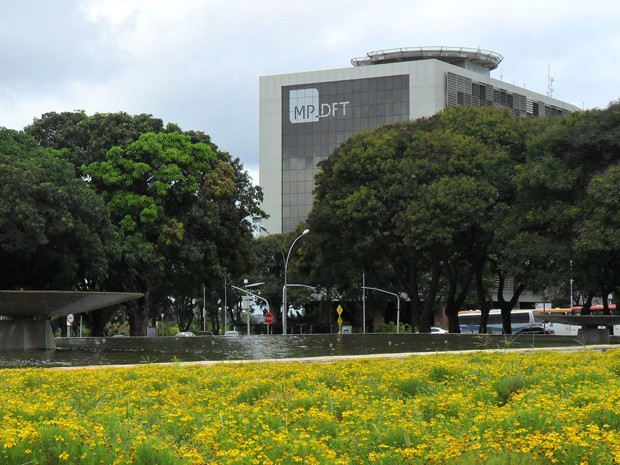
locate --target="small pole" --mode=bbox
[203,284,206,332]
[362,271,366,334]
[223,272,227,334]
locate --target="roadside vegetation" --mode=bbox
[2,349,620,464]
[1,101,618,335]
[300,103,620,333]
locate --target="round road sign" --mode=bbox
[264,312,274,325]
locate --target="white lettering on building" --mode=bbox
[289,88,349,124]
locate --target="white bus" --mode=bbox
[458,309,539,334]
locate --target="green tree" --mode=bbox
[573,165,620,310]
[307,110,509,332]
[307,123,419,329]
[518,102,620,312]
[26,111,263,335]
[0,128,117,290]
[304,103,620,334]
[434,106,535,334]
[24,111,170,173]
[307,106,548,333]
[83,131,262,335]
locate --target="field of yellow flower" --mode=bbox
[2,349,620,464]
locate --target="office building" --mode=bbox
[259,46,580,234]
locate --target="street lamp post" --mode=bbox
[202,283,206,333]
[282,229,310,335]
[223,272,227,334]
[260,226,310,335]
[362,271,366,334]
[569,259,574,310]
[260,226,285,330]
[362,286,401,334]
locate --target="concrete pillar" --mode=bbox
[577,327,610,345]
[0,319,56,350]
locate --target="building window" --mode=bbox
[446,72,570,119]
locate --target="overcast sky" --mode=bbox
[1,0,619,184]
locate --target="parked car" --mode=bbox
[431,327,449,334]
[514,325,554,335]
[224,330,240,337]
[175,331,196,337]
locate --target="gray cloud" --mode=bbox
[1,0,619,180]
[0,1,130,91]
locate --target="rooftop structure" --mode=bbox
[351,46,503,74]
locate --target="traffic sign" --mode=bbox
[264,312,274,325]
[67,314,74,323]
[337,305,343,315]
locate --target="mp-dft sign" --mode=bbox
[289,88,349,124]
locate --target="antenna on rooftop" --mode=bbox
[547,65,554,97]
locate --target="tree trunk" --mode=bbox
[496,272,526,334]
[444,266,474,333]
[601,288,613,314]
[419,264,441,333]
[580,295,594,315]
[128,290,150,336]
[173,296,195,332]
[89,306,118,336]
[475,265,492,333]
[404,267,421,331]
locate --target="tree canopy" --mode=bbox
[516,101,620,312]
[0,128,117,290]
[300,103,620,333]
[306,107,525,331]
[20,111,264,335]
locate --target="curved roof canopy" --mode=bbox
[351,46,503,71]
[0,291,143,319]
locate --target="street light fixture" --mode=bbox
[259,226,286,265]
[362,286,401,334]
[282,229,310,335]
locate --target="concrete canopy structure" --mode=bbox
[0,290,143,318]
[0,291,143,350]
[259,46,580,235]
[535,313,620,344]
